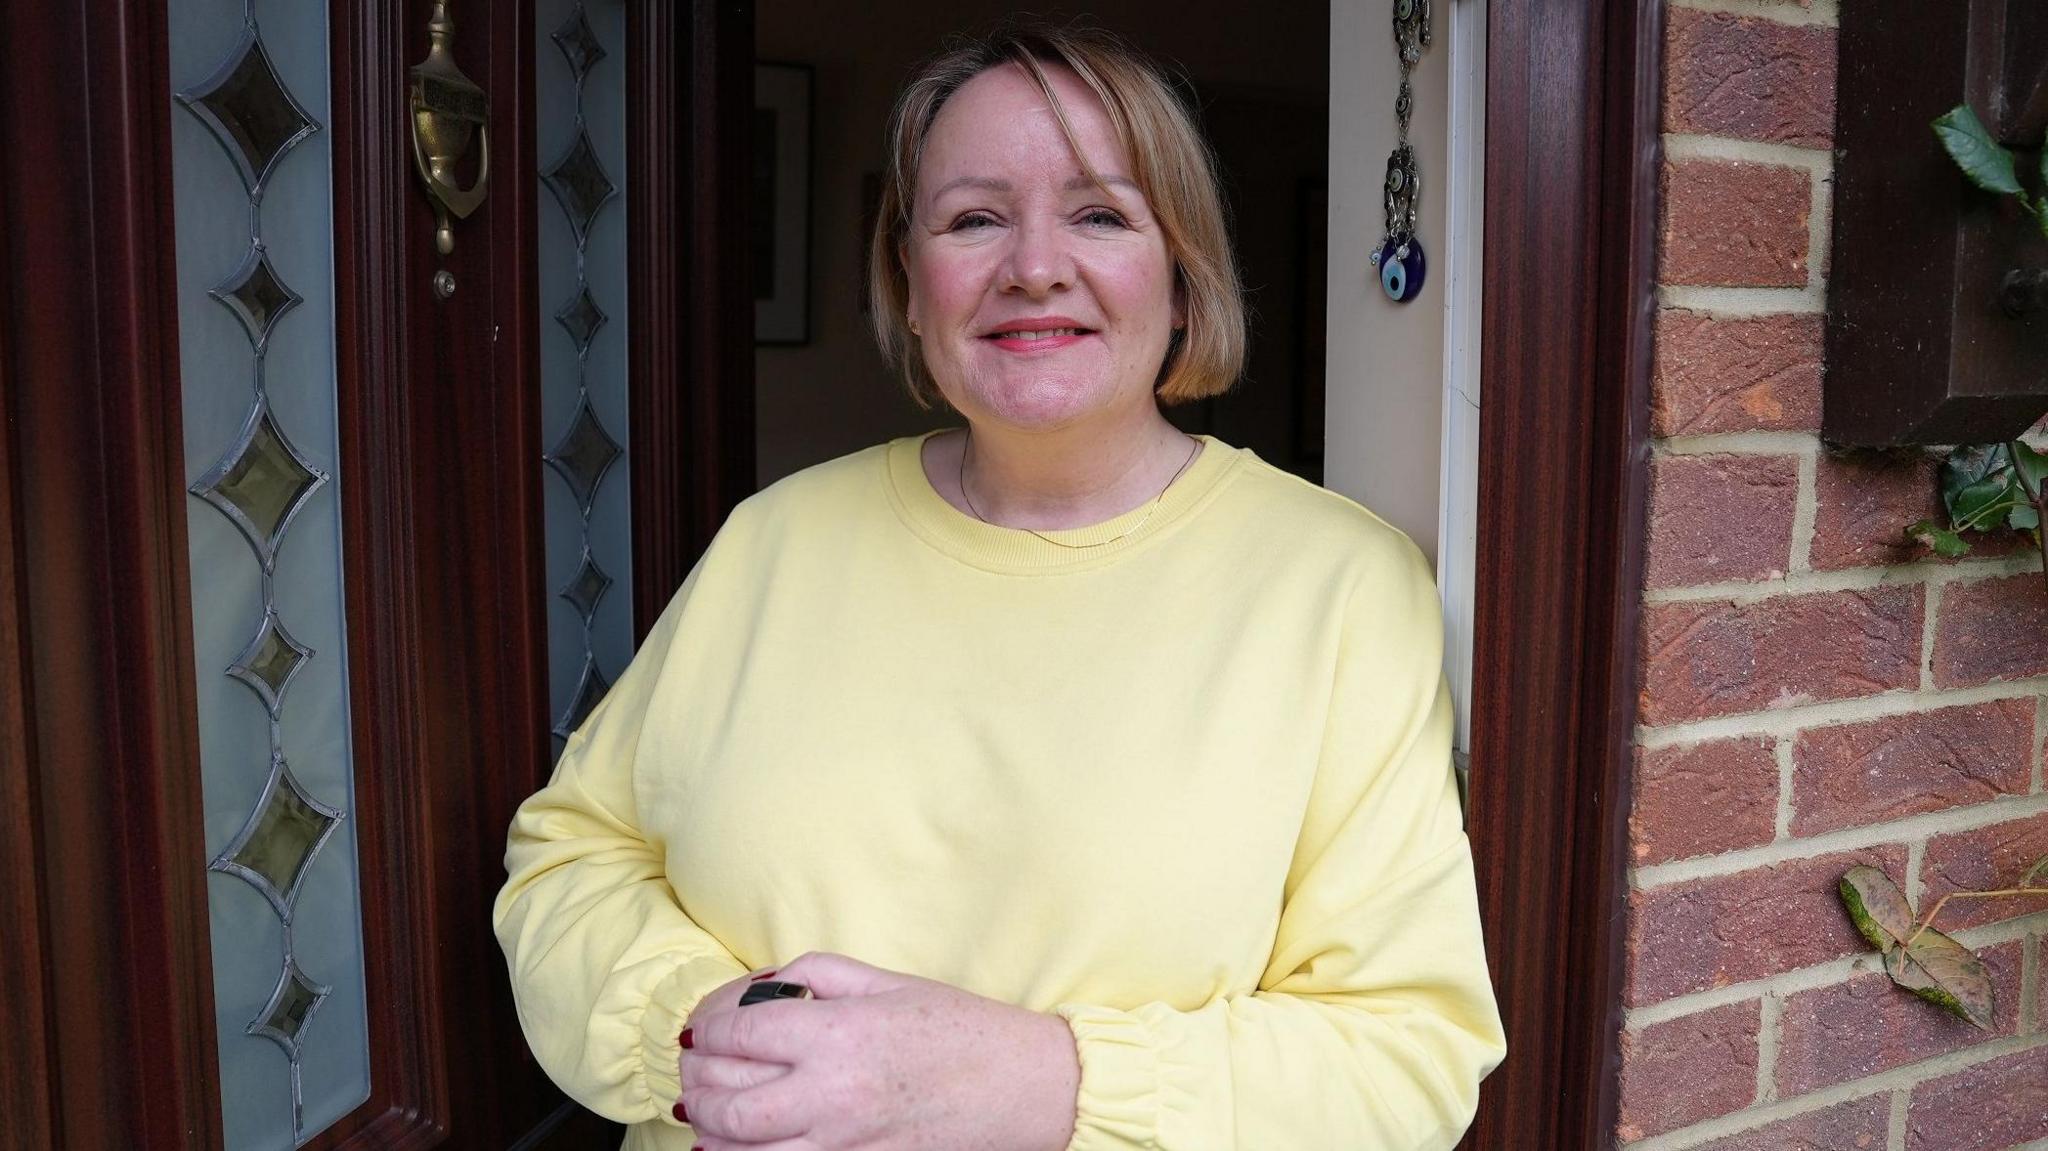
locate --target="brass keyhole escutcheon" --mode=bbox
[408,0,490,255]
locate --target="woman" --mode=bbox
[495,23,1505,1151]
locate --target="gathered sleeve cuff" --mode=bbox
[634,953,751,1121]
[1054,1003,1164,1149]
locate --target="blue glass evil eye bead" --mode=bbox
[1376,237,1427,303]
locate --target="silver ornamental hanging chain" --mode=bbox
[1370,0,1431,303]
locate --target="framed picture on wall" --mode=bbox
[754,62,812,344]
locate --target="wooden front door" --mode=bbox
[0,1,752,1148]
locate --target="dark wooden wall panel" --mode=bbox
[416,0,565,1140]
[628,0,758,638]
[323,1,451,1145]
[1464,0,1659,1145]
[1822,0,2048,445]
[0,157,58,1151]
[0,1,225,1146]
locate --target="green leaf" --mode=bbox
[1883,925,1996,1030]
[2011,441,2048,499]
[1908,519,1972,558]
[2009,503,2040,532]
[1951,475,2020,531]
[1934,105,2026,197]
[1840,865,1916,950]
[1942,444,2013,513]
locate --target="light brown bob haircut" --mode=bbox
[868,22,1247,410]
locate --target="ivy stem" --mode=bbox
[1900,884,2048,950]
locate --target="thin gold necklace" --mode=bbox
[957,429,1201,550]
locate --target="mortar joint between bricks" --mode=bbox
[1789,448,1817,574]
[1754,994,1782,1106]
[1638,552,2037,608]
[1657,284,1825,316]
[1628,792,2048,892]
[1664,133,1833,176]
[1774,737,1796,841]
[1666,0,1837,28]
[1634,676,2048,749]
[1919,579,1943,693]
[1623,915,2047,1030]
[2034,693,2045,795]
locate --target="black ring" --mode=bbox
[738,980,812,1007]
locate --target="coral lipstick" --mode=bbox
[981,316,1096,353]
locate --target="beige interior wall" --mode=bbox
[1319,0,1448,560]
[754,1,1330,488]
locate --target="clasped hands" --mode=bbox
[677,952,1081,1151]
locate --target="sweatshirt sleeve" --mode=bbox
[1051,542,1507,1151]
[492,576,749,1127]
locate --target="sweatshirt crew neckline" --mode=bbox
[883,430,1247,574]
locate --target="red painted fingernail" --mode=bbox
[750,969,779,981]
[672,1101,688,1123]
[680,1027,693,1050]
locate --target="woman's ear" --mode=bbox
[901,243,922,335]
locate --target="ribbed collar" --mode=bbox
[882,430,1246,575]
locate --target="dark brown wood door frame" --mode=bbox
[0,1,756,1148]
[1464,0,1660,1146]
[628,0,758,637]
[0,1,225,1147]
[328,1,557,1145]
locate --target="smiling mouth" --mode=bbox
[984,327,1094,341]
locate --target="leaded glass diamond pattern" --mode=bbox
[191,403,328,569]
[175,29,319,194]
[543,130,617,246]
[551,8,607,83]
[553,655,611,740]
[247,957,330,1058]
[227,610,313,717]
[211,243,302,351]
[559,552,612,622]
[543,399,621,515]
[555,283,607,356]
[212,765,341,917]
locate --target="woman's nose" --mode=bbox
[1000,219,1073,297]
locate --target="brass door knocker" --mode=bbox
[408,0,490,255]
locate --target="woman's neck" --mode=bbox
[930,407,1198,531]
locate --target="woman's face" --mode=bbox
[903,63,1179,432]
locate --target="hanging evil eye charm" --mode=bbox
[1373,236,1427,303]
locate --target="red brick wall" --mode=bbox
[1618,1,2048,1146]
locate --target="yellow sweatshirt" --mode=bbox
[493,433,1506,1150]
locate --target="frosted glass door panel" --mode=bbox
[538,0,635,743]
[169,0,372,1145]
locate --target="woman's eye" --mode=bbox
[949,212,997,231]
[1080,209,1128,228]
